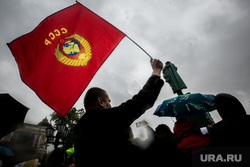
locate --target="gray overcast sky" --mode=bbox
[0,0,250,136]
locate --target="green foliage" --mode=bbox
[49,107,85,149]
[50,107,84,131]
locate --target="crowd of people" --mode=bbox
[41,59,249,167]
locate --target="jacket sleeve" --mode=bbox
[107,75,164,127]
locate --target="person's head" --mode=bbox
[155,124,173,139]
[84,87,111,111]
[215,93,246,120]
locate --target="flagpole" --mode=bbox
[126,36,153,59]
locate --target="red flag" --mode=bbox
[8,3,126,116]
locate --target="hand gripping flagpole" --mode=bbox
[126,36,153,60]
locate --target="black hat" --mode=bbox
[215,93,246,119]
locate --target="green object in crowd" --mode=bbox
[66,147,74,155]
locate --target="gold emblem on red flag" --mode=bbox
[55,34,92,67]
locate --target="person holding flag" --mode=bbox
[74,58,164,166]
[8,3,165,165]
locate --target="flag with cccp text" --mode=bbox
[8,2,126,116]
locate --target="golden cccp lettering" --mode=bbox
[44,28,68,45]
[54,29,60,36]
[44,39,51,45]
[61,28,67,34]
[48,32,55,40]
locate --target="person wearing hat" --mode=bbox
[209,93,250,147]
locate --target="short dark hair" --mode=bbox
[155,124,173,137]
[84,87,107,110]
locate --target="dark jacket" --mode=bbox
[145,133,182,166]
[74,75,163,166]
[209,115,250,147]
